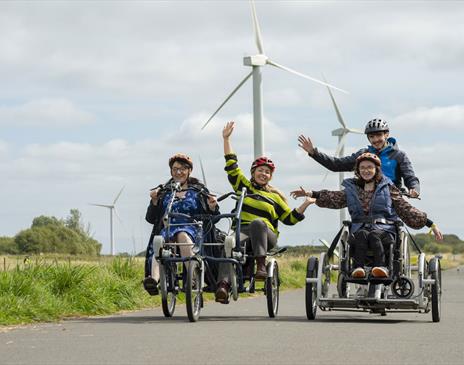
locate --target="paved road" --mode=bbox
[2,267,464,365]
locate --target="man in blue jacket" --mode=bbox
[298,118,420,197]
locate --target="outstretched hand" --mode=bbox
[409,189,420,198]
[298,135,315,156]
[290,186,312,199]
[432,225,443,241]
[223,121,235,139]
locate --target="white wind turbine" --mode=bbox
[323,78,363,226]
[90,186,125,256]
[201,0,348,158]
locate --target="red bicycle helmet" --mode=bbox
[251,156,275,173]
[169,153,193,170]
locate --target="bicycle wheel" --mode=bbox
[159,262,176,317]
[266,261,279,318]
[430,258,442,323]
[305,257,319,320]
[186,260,202,322]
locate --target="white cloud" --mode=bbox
[0,98,96,127]
[0,2,463,252]
[391,105,464,130]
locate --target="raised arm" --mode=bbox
[298,134,363,172]
[291,187,347,209]
[223,121,235,155]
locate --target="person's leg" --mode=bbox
[249,219,277,280]
[176,231,194,257]
[367,230,385,267]
[351,230,369,268]
[371,230,395,277]
[215,230,246,304]
[142,235,160,295]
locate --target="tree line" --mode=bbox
[0,209,102,256]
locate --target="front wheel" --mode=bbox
[266,261,279,318]
[430,258,442,323]
[305,257,319,320]
[186,260,202,322]
[159,262,176,317]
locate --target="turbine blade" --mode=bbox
[267,59,349,94]
[322,74,346,128]
[250,0,265,54]
[199,156,207,187]
[334,133,348,157]
[113,185,125,205]
[201,71,253,130]
[89,203,112,208]
[114,207,123,225]
[347,128,364,134]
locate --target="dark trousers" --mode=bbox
[350,229,394,268]
[217,219,277,283]
[242,219,277,257]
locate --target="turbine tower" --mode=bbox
[202,0,348,158]
[90,185,125,256]
[324,79,363,226]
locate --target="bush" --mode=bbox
[0,236,18,254]
[13,210,102,256]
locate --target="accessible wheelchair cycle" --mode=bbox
[150,186,285,322]
[305,219,442,322]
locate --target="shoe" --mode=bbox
[215,281,230,304]
[143,276,159,295]
[255,257,267,281]
[351,267,366,279]
[372,267,389,278]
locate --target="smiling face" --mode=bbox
[252,165,273,186]
[170,161,191,184]
[358,160,377,181]
[367,131,389,150]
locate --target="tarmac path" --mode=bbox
[1,267,463,364]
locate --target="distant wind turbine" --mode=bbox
[90,185,125,256]
[202,0,348,158]
[323,77,363,226]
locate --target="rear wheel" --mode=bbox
[159,263,176,317]
[186,260,202,322]
[430,258,442,323]
[266,261,279,318]
[337,272,348,298]
[305,257,319,320]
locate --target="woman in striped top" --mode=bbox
[215,121,312,303]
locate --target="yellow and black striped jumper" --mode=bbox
[224,153,305,244]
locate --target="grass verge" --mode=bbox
[1,253,462,326]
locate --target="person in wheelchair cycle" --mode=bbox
[143,153,219,295]
[216,121,313,303]
[291,152,443,280]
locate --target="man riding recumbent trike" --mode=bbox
[291,152,443,322]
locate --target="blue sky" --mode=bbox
[1,1,463,254]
